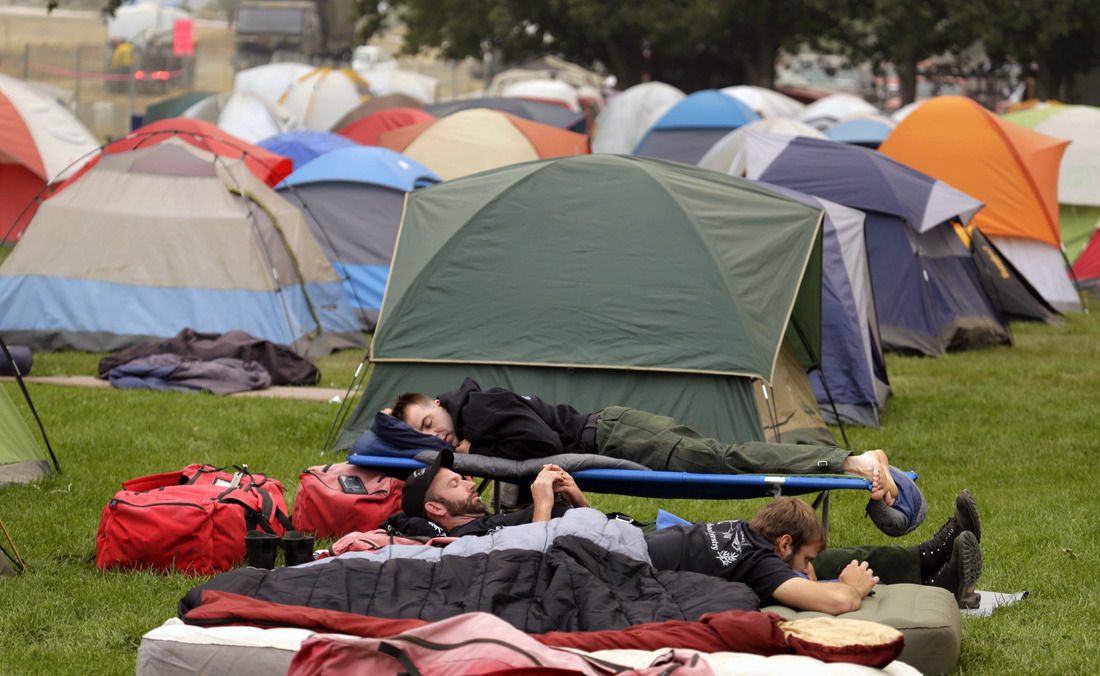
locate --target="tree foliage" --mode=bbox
[826,0,973,106]
[355,0,845,90]
[353,0,1100,102]
[954,0,1100,100]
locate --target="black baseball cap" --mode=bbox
[400,449,455,519]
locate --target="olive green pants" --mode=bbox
[813,544,921,584]
[594,406,852,474]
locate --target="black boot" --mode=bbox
[281,530,316,567]
[244,531,280,569]
[918,489,981,577]
[954,489,981,542]
[924,530,982,604]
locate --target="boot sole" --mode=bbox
[954,530,983,600]
[956,489,981,542]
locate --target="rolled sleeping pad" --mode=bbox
[0,345,33,376]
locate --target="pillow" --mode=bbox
[779,617,904,668]
[348,412,454,458]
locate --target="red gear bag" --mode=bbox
[291,462,404,538]
[96,464,291,575]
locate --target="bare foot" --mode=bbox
[843,450,898,506]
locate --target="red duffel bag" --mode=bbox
[96,464,291,575]
[291,462,404,538]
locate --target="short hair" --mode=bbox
[749,497,827,553]
[391,392,433,424]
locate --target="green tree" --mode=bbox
[354,0,846,90]
[827,0,972,107]
[957,0,1100,100]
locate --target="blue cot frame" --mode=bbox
[347,453,918,531]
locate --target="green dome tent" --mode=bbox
[1,337,59,576]
[336,154,831,449]
[0,343,56,487]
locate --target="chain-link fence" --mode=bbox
[3,40,482,141]
[2,41,233,141]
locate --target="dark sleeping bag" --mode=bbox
[181,509,760,632]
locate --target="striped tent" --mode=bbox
[0,139,363,356]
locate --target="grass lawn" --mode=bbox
[2,301,1099,674]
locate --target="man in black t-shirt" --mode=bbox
[385,451,983,607]
[385,449,878,613]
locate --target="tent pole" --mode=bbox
[321,352,372,454]
[0,332,60,473]
[1060,245,1088,314]
[788,321,850,448]
[279,183,372,322]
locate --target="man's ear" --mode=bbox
[434,398,443,407]
[775,533,793,557]
[424,500,446,519]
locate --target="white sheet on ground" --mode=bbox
[962,590,1029,618]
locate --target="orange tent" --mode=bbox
[376,108,589,180]
[879,96,1076,309]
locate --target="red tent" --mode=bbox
[336,107,436,145]
[56,118,292,193]
[0,73,99,241]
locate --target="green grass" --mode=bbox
[2,303,1100,674]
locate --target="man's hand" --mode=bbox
[548,466,590,508]
[838,559,879,598]
[454,439,471,454]
[530,466,560,522]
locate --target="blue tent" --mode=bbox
[276,146,440,330]
[746,132,1009,357]
[633,89,761,164]
[752,180,889,426]
[824,115,895,149]
[256,130,359,169]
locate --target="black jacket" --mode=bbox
[438,378,591,460]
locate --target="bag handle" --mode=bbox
[186,464,277,491]
[218,485,292,534]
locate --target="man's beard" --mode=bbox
[438,493,488,518]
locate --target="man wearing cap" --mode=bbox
[397,448,588,538]
[389,377,900,505]
[387,449,983,607]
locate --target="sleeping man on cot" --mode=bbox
[386,377,900,505]
[383,449,983,609]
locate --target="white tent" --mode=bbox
[181,91,297,143]
[354,69,439,104]
[720,85,806,118]
[590,81,684,154]
[698,117,826,176]
[502,79,581,112]
[800,93,878,130]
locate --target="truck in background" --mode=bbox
[105,1,196,94]
[233,0,356,72]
